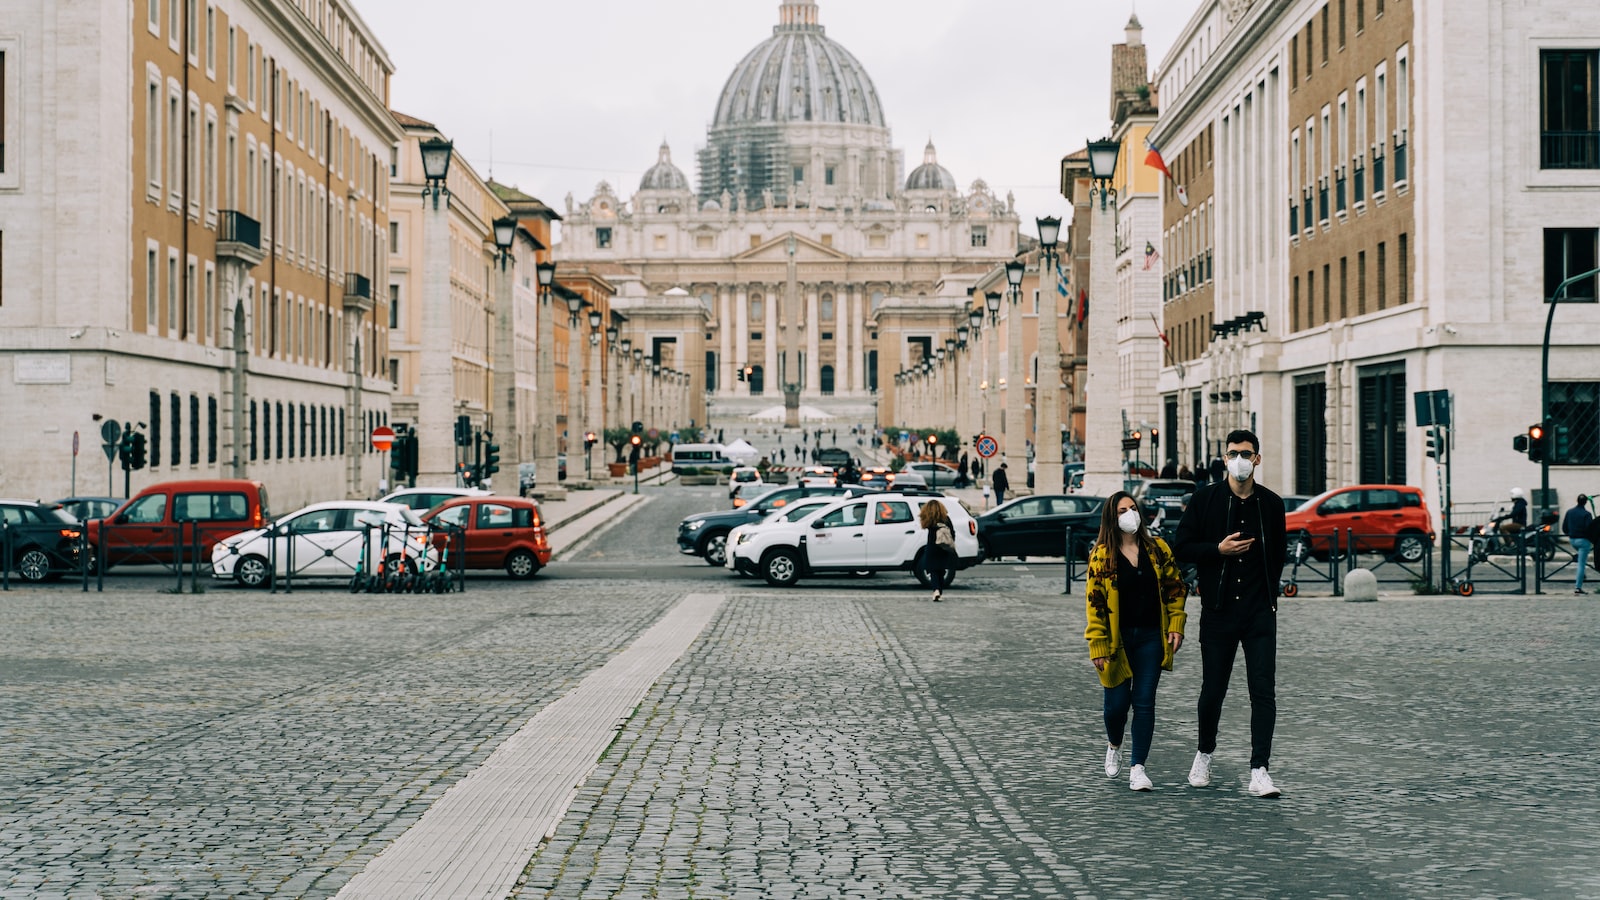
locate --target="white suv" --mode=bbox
[731,493,979,587]
[725,496,839,575]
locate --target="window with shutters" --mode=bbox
[1295,378,1328,496]
[1358,364,1406,485]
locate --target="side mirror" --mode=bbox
[812,520,827,530]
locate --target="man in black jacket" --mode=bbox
[1172,429,1286,798]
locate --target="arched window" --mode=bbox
[750,295,764,320]
[820,365,835,395]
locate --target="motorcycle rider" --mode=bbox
[1499,488,1529,541]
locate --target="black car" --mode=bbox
[976,494,1105,561]
[0,500,85,582]
[677,484,875,566]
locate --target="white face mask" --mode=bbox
[1117,509,1141,534]
[1227,455,1255,482]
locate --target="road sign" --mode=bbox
[72,431,80,456]
[370,425,396,452]
[975,435,999,459]
[1122,437,1142,451]
[100,420,122,444]
[647,428,660,440]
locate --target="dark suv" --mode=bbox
[678,484,872,566]
[1,500,84,582]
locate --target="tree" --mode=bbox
[604,426,633,463]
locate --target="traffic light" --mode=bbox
[390,433,418,481]
[1151,427,1160,450]
[632,420,644,435]
[131,432,148,470]
[458,460,479,486]
[1527,422,1547,463]
[584,431,598,451]
[737,367,746,382]
[455,415,472,447]
[482,435,501,479]
[1513,433,1530,454]
[926,434,938,448]
[118,432,135,470]
[628,434,642,463]
[1554,422,1571,463]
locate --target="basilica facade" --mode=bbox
[557,0,1019,426]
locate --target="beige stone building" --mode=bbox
[0,0,399,506]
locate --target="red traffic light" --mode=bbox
[1529,423,1545,440]
[630,435,642,446]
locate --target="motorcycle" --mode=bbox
[1468,509,1557,566]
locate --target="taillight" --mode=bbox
[251,506,263,528]
[968,521,976,535]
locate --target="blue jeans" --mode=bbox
[1103,625,1165,767]
[1574,538,1593,590]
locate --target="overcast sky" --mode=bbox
[358,0,1199,241]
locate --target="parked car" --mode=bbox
[676,484,869,566]
[211,501,431,588]
[518,463,537,496]
[86,479,269,570]
[798,466,838,488]
[0,500,84,581]
[731,493,981,588]
[976,494,1105,561]
[1281,495,1314,514]
[901,461,961,487]
[380,486,491,512]
[732,482,772,508]
[859,467,894,490]
[816,447,853,468]
[887,470,928,489]
[1131,479,1196,518]
[1284,484,1435,563]
[728,466,763,499]
[725,497,841,575]
[423,496,550,579]
[53,496,123,522]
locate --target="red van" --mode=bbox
[422,496,550,579]
[86,479,270,569]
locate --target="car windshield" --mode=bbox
[772,500,830,523]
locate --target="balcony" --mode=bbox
[216,211,266,267]
[1373,148,1386,196]
[1318,181,1329,223]
[1290,200,1299,236]
[343,272,375,315]
[1541,131,1600,169]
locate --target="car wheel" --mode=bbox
[16,548,52,583]
[506,549,540,580]
[762,549,801,587]
[236,555,271,589]
[1392,532,1428,564]
[702,532,729,567]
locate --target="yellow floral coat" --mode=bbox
[1083,538,1189,688]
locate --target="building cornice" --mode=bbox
[1149,0,1297,146]
[246,0,401,143]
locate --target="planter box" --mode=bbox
[607,462,629,477]
[640,456,662,470]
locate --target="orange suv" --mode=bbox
[1285,484,1434,563]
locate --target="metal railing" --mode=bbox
[1541,131,1600,170]
[344,272,372,300]
[217,210,262,249]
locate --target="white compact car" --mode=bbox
[212,501,435,588]
[725,496,839,575]
[379,486,491,512]
[798,466,838,488]
[730,492,980,587]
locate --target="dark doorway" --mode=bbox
[1294,377,1328,495]
[749,365,765,395]
[1359,364,1406,485]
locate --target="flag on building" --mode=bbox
[1143,240,1160,270]
[1057,263,1070,297]
[1144,138,1190,207]
[1078,289,1088,324]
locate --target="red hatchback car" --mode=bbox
[423,496,551,579]
[1284,484,1435,563]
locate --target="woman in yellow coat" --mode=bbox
[1084,491,1189,791]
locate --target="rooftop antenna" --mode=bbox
[488,129,494,180]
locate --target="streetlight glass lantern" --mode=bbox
[1006,260,1026,289]
[1036,215,1061,250]
[652,362,661,375]
[419,138,454,182]
[1086,137,1122,182]
[536,260,557,287]
[632,348,643,363]
[588,309,603,329]
[935,347,946,362]
[944,338,957,356]
[606,325,619,344]
[957,324,971,343]
[968,309,983,330]
[492,216,517,251]
[565,294,584,316]
[986,291,1002,314]
[619,338,632,354]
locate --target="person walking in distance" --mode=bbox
[992,462,1011,506]
[919,500,957,601]
[1172,429,1287,798]
[1085,492,1189,791]
[1563,494,1594,595]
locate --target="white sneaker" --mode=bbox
[1187,751,1212,787]
[1104,745,1122,777]
[1249,766,1281,798]
[1129,764,1153,792]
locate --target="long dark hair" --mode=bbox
[1095,491,1155,556]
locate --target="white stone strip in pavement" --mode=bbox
[336,592,724,900]
[547,492,652,562]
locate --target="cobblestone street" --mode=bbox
[1,486,1597,898]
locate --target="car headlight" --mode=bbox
[685,520,704,532]
[737,533,751,544]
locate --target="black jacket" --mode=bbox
[1173,481,1287,610]
[992,467,1010,492]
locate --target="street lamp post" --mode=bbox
[1004,259,1027,468]
[985,291,1001,438]
[490,215,521,485]
[1541,265,1600,514]
[1035,215,1065,495]
[565,292,585,475]
[1081,136,1124,499]
[586,308,603,484]
[535,260,560,496]
[418,138,456,485]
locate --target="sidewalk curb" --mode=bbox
[544,490,629,534]
[548,493,652,562]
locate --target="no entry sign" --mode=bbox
[370,425,396,452]
[975,435,998,459]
